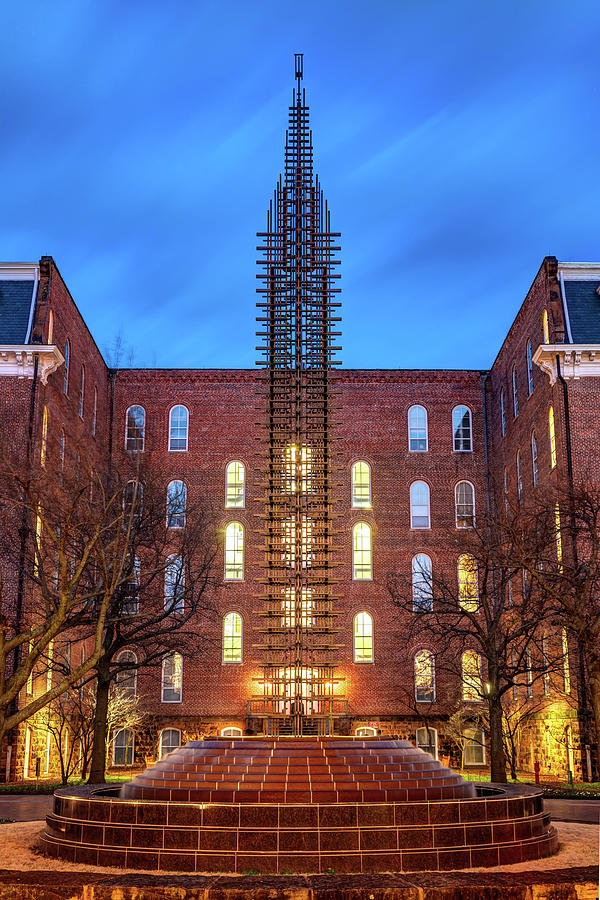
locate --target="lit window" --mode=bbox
[562,628,571,693]
[92,387,97,437]
[125,406,145,452]
[512,366,519,418]
[40,406,48,468]
[282,588,314,628]
[121,556,139,615]
[503,468,509,517]
[542,308,549,344]
[410,481,430,529]
[225,461,245,508]
[223,612,242,663]
[63,340,70,395]
[355,726,377,736]
[462,651,482,701]
[283,445,312,493]
[548,407,557,469]
[116,650,137,698]
[112,728,135,766]
[455,481,475,528]
[527,340,534,395]
[463,727,485,765]
[353,611,374,662]
[46,640,53,692]
[452,406,472,452]
[415,726,438,759]
[352,522,372,580]
[408,405,428,452]
[458,554,478,611]
[47,310,54,344]
[161,652,183,702]
[412,553,433,612]
[531,432,538,486]
[516,451,523,503]
[500,388,506,437]
[169,405,189,451]
[166,480,186,528]
[78,365,85,418]
[555,502,562,564]
[351,461,371,508]
[415,650,435,702]
[33,509,42,577]
[224,522,244,580]
[221,727,243,737]
[164,554,185,613]
[283,516,312,568]
[160,728,181,759]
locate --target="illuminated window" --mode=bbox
[92,387,97,437]
[63,340,70,395]
[555,502,562,564]
[410,481,430,529]
[355,726,377,736]
[527,340,534,395]
[458,554,478,611]
[34,509,42,577]
[452,405,472,451]
[500,388,506,437]
[169,405,189,451]
[353,611,374,663]
[542,308,549,344]
[415,650,435,702]
[160,728,181,759]
[113,729,134,766]
[125,406,145,452]
[47,310,54,344]
[116,650,137,698]
[455,481,475,528]
[283,517,312,569]
[166,480,186,528]
[224,522,244,580]
[408,405,428,452]
[531,432,538,486]
[221,726,243,737]
[463,727,485,765]
[164,554,185,613]
[562,628,571,694]
[516,451,523,503]
[161,652,183,702]
[225,461,245,508]
[352,522,372,580]
[282,589,314,628]
[512,366,519,418]
[462,651,482,701]
[548,407,557,469]
[46,640,53,692]
[412,553,433,612]
[78,365,85,418]
[415,726,438,758]
[40,406,48,468]
[283,445,312,493]
[351,461,371,508]
[223,612,242,663]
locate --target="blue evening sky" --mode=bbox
[1,1,598,370]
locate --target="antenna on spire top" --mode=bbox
[294,53,304,86]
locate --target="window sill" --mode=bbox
[168,448,188,453]
[222,661,243,665]
[160,699,183,704]
[353,660,374,665]
[453,449,473,454]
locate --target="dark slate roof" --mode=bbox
[0,280,36,343]
[564,279,600,343]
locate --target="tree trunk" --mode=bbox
[586,654,600,780]
[488,696,507,783]
[87,675,110,784]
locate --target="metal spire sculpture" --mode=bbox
[253,54,345,736]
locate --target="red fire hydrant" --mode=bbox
[534,761,540,785]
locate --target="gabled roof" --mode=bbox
[559,263,600,344]
[0,264,39,344]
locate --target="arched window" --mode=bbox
[164,554,185,613]
[115,650,137,698]
[121,556,140,615]
[414,650,435,702]
[512,366,519,418]
[555,501,562,564]
[123,479,143,524]
[526,340,534,395]
[355,726,377,737]
[548,406,557,469]
[161,652,183,702]
[63,340,70,395]
[225,461,245,508]
[458,554,478,611]
[516,451,523,503]
[462,651,482,701]
[113,728,135,766]
[531,432,538,487]
[40,406,48,468]
[408,405,428,452]
[78,365,85,418]
[452,406,472,452]
[415,726,438,759]
[166,480,187,528]
[410,481,430,529]
[455,481,475,528]
[223,612,243,663]
[353,611,374,663]
[47,309,54,344]
[160,728,181,759]
[221,726,243,737]
[125,406,145,452]
[412,553,433,612]
[542,308,550,344]
[500,388,506,437]
[224,522,244,580]
[352,522,372,580]
[463,727,485,765]
[562,627,571,693]
[351,461,371,508]
[169,405,189,451]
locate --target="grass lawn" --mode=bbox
[0,774,133,794]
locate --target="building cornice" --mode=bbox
[557,262,600,280]
[533,343,600,384]
[0,345,64,384]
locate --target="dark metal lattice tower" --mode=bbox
[252,55,345,736]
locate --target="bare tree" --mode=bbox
[104,689,147,769]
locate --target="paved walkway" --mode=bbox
[544,797,600,824]
[0,795,52,821]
